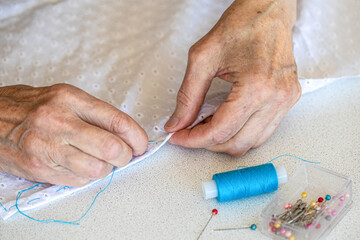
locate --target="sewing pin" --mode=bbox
[214,224,257,231]
[197,209,218,240]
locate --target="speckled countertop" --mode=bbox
[1,78,359,240]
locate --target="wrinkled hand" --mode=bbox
[165,0,300,156]
[0,84,148,186]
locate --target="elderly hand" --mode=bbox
[165,0,300,156]
[0,84,148,186]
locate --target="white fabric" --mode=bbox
[0,0,359,220]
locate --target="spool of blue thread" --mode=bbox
[202,163,287,202]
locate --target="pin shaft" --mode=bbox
[213,227,249,231]
[196,215,213,240]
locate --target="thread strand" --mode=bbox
[14,168,115,225]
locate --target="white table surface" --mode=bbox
[1,78,359,240]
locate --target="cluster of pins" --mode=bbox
[269,191,350,240]
[197,209,256,240]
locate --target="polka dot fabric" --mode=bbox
[0,0,359,220]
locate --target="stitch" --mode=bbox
[56,186,69,192]
[27,198,40,204]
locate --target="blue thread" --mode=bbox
[266,154,320,164]
[213,163,278,202]
[15,168,115,225]
[56,186,69,192]
[27,198,40,204]
[237,154,320,169]
[0,202,8,212]
[1,203,17,212]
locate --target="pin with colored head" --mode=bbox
[213,223,257,231]
[196,209,218,240]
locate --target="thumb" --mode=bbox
[165,49,216,132]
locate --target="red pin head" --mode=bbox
[212,209,218,215]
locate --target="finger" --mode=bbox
[42,168,91,187]
[66,120,133,167]
[75,96,148,156]
[206,108,276,156]
[169,92,257,148]
[33,165,91,187]
[18,130,91,186]
[57,145,113,180]
[164,46,218,132]
[19,153,90,187]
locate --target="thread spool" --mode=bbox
[202,163,287,202]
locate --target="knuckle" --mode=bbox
[48,83,77,102]
[117,145,133,168]
[252,142,263,149]
[50,83,74,93]
[73,179,91,187]
[188,44,207,63]
[188,44,199,58]
[228,149,247,157]
[211,128,233,144]
[110,114,132,134]
[256,82,275,102]
[176,88,192,109]
[275,87,293,105]
[100,135,122,161]
[228,141,252,157]
[226,146,249,157]
[87,162,108,179]
[27,105,53,128]
[26,156,44,176]
[134,131,149,156]
[250,74,277,104]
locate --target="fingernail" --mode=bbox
[165,116,179,129]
